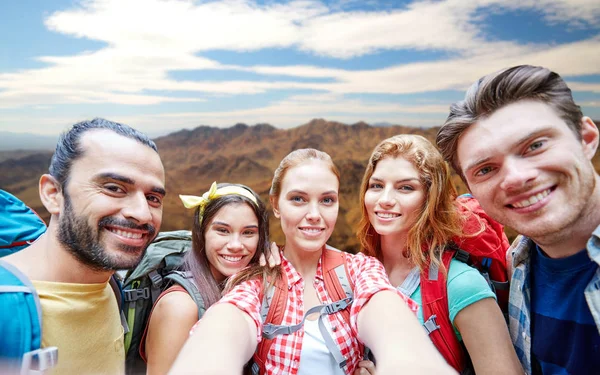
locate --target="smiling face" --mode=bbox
[457,100,599,243]
[203,202,259,283]
[273,159,339,255]
[364,157,426,240]
[56,129,165,271]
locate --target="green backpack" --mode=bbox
[122,230,206,375]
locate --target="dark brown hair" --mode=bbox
[437,65,583,181]
[184,183,269,307]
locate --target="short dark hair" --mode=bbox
[437,65,583,180]
[49,118,158,189]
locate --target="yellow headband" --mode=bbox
[179,182,258,217]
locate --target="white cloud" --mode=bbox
[566,81,600,93]
[0,0,598,119]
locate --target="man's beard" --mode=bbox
[57,193,156,271]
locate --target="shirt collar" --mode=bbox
[279,247,326,286]
[587,225,600,266]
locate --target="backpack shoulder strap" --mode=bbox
[322,245,354,338]
[164,271,206,320]
[323,245,354,300]
[109,274,129,334]
[420,250,467,372]
[252,272,289,375]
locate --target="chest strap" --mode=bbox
[262,297,353,369]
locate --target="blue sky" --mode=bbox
[0,0,599,136]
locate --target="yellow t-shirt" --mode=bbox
[31,280,125,375]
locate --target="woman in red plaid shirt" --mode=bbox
[170,149,455,375]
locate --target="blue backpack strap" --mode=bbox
[0,260,58,374]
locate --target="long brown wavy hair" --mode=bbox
[357,135,466,273]
[226,148,340,292]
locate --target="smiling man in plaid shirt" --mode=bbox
[437,65,600,374]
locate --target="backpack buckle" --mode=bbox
[454,249,470,263]
[423,314,440,335]
[124,288,150,302]
[148,270,163,288]
[325,297,352,315]
[22,346,58,373]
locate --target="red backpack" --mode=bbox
[249,246,356,375]
[420,194,510,372]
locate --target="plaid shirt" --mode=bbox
[218,249,417,375]
[508,228,600,375]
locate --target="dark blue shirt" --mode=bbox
[531,245,600,374]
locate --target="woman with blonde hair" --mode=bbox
[169,148,455,375]
[355,134,521,375]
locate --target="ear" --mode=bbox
[580,117,599,160]
[39,174,63,215]
[270,196,280,219]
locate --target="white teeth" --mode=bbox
[512,189,551,208]
[110,229,142,239]
[377,212,400,219]
[221,255,243,262]
[301,228,322,233]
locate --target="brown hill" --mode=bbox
[2,119,600,253]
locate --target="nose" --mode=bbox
[122,192,153,224]
[499,158,538,192]
[306,202,321,223]
[227,234,244,253]
[377,187,395,208]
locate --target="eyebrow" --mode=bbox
[321,190,338,196]
[211,221,258,229]
[95,172,166,196]
[286,189,338,196]
[464,127,553,174]
[370,177,420,183]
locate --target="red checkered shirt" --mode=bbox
[215,249,417,375]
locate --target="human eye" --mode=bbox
[321,196,337,205]
[290,195,305,203]
[527,140,546,153]
[398,185,415,192]
[213,226,229,234]
[243,228,258,236]
[368,182,383,189]
[474,165,495,177]
[104,184,125,194]
[147,194,163,206]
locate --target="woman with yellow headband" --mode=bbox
[142,182,270,375]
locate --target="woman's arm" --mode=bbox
[168,303,258,375]
[357,290,456,375]
[455,298,523,374]
[145,291,199,375]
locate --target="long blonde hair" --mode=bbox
[226,148,340,292]
[357,135,464,273]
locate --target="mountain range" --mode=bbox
[2,119,599,252]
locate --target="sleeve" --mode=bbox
[447,260,496,325]
[194,278,263,343]
[347,253,419,337]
